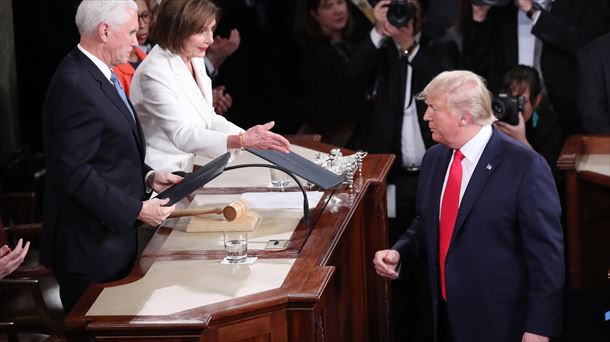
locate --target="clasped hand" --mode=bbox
[139,171,183,227]
[0,239,30,279]
[373,249,401,279]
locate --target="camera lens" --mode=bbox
[491,99,506,118]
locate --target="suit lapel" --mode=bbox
[74,49,146,159]
[170,54,212,125]
[448,129,503,249]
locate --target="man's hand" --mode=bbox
[373,249,400,279]
[0,239,30,279]
[495,113,532,148]
[212,85,233,115]
[522,332,549,342]
[138,197,175,227]
[147,171,183,193]
[472,3,491,22]
[388,19,416,52]
[514,0,534,13]
[206,29,241,69]
[242,121,291,153]
[373,0,392,36]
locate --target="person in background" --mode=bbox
[0,239,29,279]
[295,0,371,148]
[374,70,564,342]
[114,0,151,96]
[41,0,181,313]
[206,28,241,115]
[578,32,610,134]
[461,0,608,136]
[350,1,459,340]
[494,65,562,186]
[130,0,290,174]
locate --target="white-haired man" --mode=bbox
[41,0,181,313]
[374,70,564,341]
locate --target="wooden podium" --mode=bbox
[65,139,395,341]
[557,135,610,289]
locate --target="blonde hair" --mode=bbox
[416,70,495,125]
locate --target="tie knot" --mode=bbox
[454,149,464,162]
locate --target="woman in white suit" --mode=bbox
[130,0,290,173]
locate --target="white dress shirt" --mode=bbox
[440,125,493,214]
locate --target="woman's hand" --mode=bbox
[242,121,290,153]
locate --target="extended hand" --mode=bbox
[138,197,175,227]
[0,239,30,279]
[148,171,183,193]
[373,249,400,279]
[243,121,291,153]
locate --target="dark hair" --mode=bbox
[296,0,353,40]
[151,0,220,54]
[501,65,542,102]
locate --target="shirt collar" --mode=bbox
[459,124,493,163]
[77,44,112,81]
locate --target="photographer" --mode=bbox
[350,0,459,340]
[461,0,608,136]
[494,65,562,187]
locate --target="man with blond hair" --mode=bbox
[374,70,564,341]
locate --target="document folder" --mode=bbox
[156,152,230,205]
[246,148,344,190]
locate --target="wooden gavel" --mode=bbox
[168,199,249,221]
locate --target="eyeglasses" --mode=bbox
[138,12,151,23]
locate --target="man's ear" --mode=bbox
[99,23,110,43]
[459,112,473,126]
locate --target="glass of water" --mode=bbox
[269,168,291,189]
[223,231,247,263]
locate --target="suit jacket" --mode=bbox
[41,48,151,276]
[462,0,609,133]
[394,128,564,341]
[350,33,459,165]
[130,45,243,173]
[577,32,610,134]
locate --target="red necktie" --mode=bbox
[439,149,464,300]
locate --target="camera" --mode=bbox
[386,0,417,28]
[492,90,524,125]
[470,0,510,6]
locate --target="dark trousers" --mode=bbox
[55,263,132,314]
[389,170,434,342]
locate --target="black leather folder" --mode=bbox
[246,148,344,190]
[155,152,230,205]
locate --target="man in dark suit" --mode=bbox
[351,1,459,340]
[41,0,181,314]
[374,70,564,342]
[462,0,608,136]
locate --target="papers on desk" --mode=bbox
[241,191,324,209]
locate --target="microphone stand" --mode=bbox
[223,164,310,227]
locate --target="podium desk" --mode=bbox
[558,135,610,288]
[65,140,395,342]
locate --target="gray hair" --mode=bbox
[416,70,496,125]
[75,0,138,37]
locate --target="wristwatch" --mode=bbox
[526,2,543,20]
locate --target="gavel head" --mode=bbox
[222,199,249,221]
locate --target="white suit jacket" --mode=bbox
[130,45,242,172]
